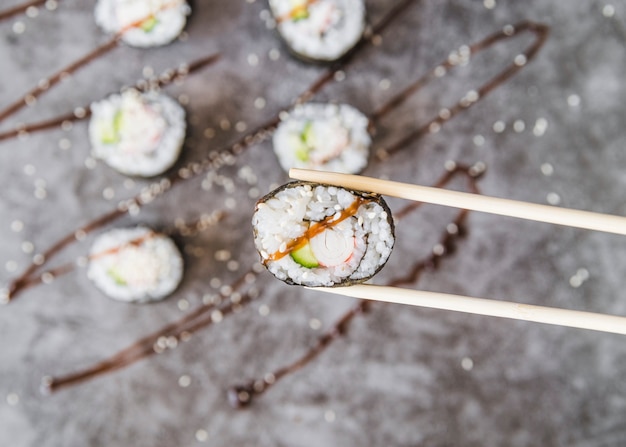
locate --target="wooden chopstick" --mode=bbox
[289,168,626,235]
[308,284,626,335]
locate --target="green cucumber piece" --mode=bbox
[294,121,315,161]
[295,144,310,162]
[290,242,319,268]
[113,109,123,133]
[141,16,158,32]
[301,121,314,144]
[107,267,127,286]
[99,110,123,144]
[292,7,309,21]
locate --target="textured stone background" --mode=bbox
[1,1,626,446]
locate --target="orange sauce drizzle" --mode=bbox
[117,0,182,35]
[89,231,157,261]
[276,0,319,24]
[266,196,369,263]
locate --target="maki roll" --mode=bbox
[273,103,372,174]
[87,227,184,303]
[88,89,186,177]
[269,0,366,62]
[95,0,190,48]
[252,182,394,287]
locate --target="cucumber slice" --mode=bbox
[292,6,309,21]
[295,144,310,162]
[113,109,123,133]
[100,124,116,144]
[141,16,158,32]
[290,242,319,268]
[107,267,127,286]
[301,121,314,145]
[294,121,315,161]
[99,110,123,144]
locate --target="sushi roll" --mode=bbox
[273,103,372,174]
[87,227,184,303]
[269,0,366,62]
[88,89,186,177]
[95,0,190,48]
[252,181,394,287]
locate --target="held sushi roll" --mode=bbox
[87,227,184,303]
[252,182,394,287]
[273,103,372,174]
[269,0,366,62]
[95,0,191,48]
[88,89,186,177]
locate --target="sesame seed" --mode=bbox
[6,393,19,406]
[492,120,506,133]
[268,48,281,61]
[26,6,39,17]
[324,410,336,423]
[11,220,24,232]
[334,70,346,82]
[247,53,259,66]
[602,4,615,17]
[12,21,26,34]
[195,429,209,442]
[461,357,474,371]
[514,54,527,66]
[540,163,554,176]
[178,375,191,387]
[211,310,223,323]
[567,94,581,107]
[309,318,322,330]
[546,192,561,205]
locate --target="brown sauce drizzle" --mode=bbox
[7,211,225,300]
[43,266,256,393]
[10,14,545,301]
[0,0,50,22]
[40,164,479,394]
[228,163,482,408]
[265,196,368,262]
[4,0,413,302]
[0,38,120,124]
[374,21,549,158]
[0,53,220,143]
[3,2,549,404]
[7,207,125,300]
[0,1,196,125]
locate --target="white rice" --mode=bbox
[252,183,394,287]
[269,0,365,61]
[89,89,186,177]
[87,227,184,303]
[95,0,190,48]
[273,103,371,174]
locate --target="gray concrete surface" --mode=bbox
[1,1,626,445]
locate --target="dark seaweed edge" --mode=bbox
[268,0,368,65]
[253,180,395,287]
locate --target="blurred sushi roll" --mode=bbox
[95,0,190,48]
[252,181,394,287]
[273,103,372,174]
[269,0,366,62]
[88,89,186,177]
[87,227,184,303]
